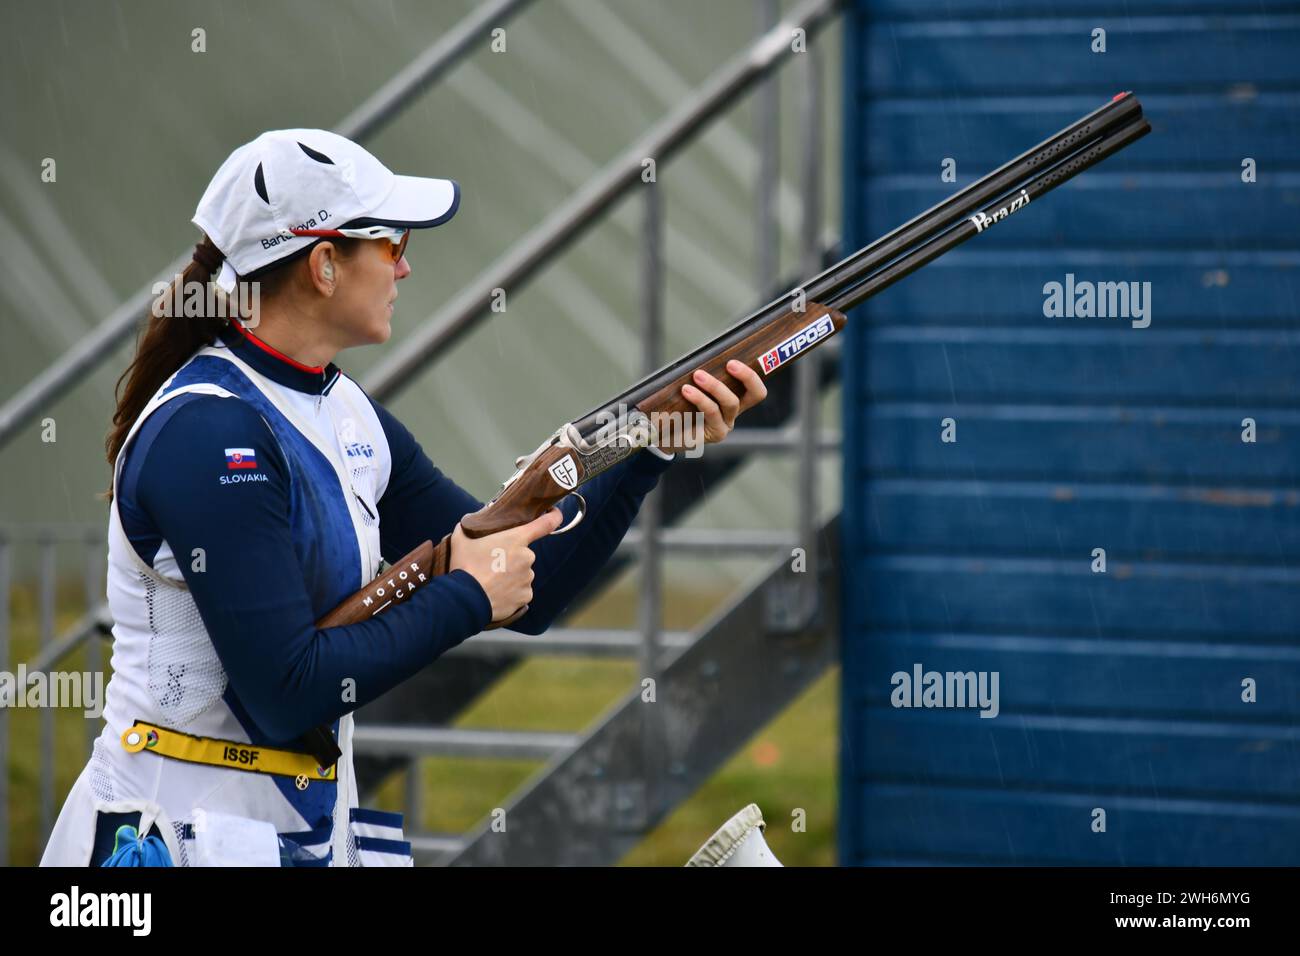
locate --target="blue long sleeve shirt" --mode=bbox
[115,338,672,744]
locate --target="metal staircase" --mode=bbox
[452,519,836,865]
[345,0,845,865]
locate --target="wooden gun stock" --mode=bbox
[315,538,444,628]
[633,301,845,420]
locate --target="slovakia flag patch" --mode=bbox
[225,447,258,470]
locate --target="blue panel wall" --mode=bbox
[839,1,1300,865]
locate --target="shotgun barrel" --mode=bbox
[571,92,1147,440]
[830,113,1152,313]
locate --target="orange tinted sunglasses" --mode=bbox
[289,225,410,264]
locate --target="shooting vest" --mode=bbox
[41,331,411,867]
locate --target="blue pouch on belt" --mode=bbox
[94,812,173,867]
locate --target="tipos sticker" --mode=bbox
[758,313,835,375]
[548,454,579,490]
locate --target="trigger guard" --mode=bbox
[550,493,587,535]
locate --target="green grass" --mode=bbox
[620,666,837,867]
[7,579,838,866]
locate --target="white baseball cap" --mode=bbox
[192,128,459,292]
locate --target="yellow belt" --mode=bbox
[121,721,336,789]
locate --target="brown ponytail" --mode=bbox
[102,231,360,500]
[102,235,231,500]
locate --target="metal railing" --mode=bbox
[404,1,839,862]
[362,9,842,853]
[0,525,106,864]
[361,0,840,400]
[0,0,537,450]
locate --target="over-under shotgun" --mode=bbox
[298,92,1152,768]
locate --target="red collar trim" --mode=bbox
[231,322,326,374]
